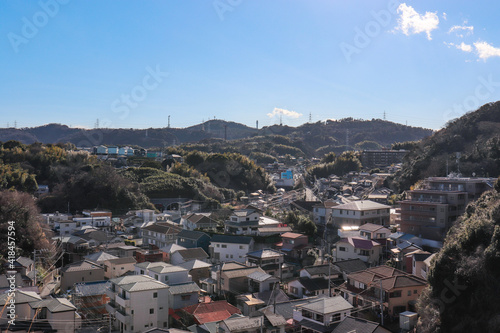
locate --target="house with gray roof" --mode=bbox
[135,261,191,285]
[29,297,82,332]
[332,316,391,333]
[60,260,105,292]
[246,249,284,278]
[171,248,209,265]
[85,251,118,264]
[179,260,212,286]
[106,275,169,333]
[293,296,353,333]
[247,271,279,293]
[176,229,211,253]
[0,290,41,321]
[168,281,200,309]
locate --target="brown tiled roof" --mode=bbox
[281,232,306,239]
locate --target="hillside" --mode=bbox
[0,119,432,158]
[390,101,500,191]
[417,182,500,332]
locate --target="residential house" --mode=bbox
[389,241,423,271]
[85,251,118,265]
[342,266,427,316]
[287,277,333,298]
[246,249,284,277]
[135,262,191,285]
[60,260,105,292]
[209,235,254,264]
[161,243,187,263]
[106,275,169,333]
[313,201,338,225]
[332,316,391,333]
[57,220,78,235]
[300,264,342,280]
[407,250,432,279]
[294,296,353,333]
[168,281,201,309]
[103,257,137,279]
[331,200,391,227]
[135,245,166,263]
[178,260,212,286]
[179,300,241,325]
[247,271,280,293]
[335,237,383,266]
[358,223,391,242]
[142,222,183,248]
[11,256,35,278]
[72,280,111,320]
[176,230,211,253]
[219,264,267,295]
[277,232,310,260]
[421,253,437,280]
[219,311,287,333]
[171,248,209,266]
[257,226,293,236]
[0,290,41,321]
[224,210,282,236]
[181,213,218,232]
[332,259,368,281]
[29,297,82,332]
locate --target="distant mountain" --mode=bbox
[0,118,432,157]
[391,101,500,191]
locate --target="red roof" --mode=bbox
[281,232,306,239]
[339,237,381,250]
[181,300,241,324]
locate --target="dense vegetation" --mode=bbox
[307,151,362,179]
[417,180,500,332]
[389,101,500,192]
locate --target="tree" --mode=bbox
[321,152,336,163]
[297,215,317,237]
[0,190,51,259]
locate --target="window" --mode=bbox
[221,244,227,248]
[239,245,244,249]
[414,289,417,294]
[150,308,154,314]
[181,295,191,301]
[153,292,158,298]
[389,290,402,298]
[216,244,220,247]
[331,313,341,322]
[339,247,347,252]
[408,290,412,296]
[230,254,233,258]
[155,274,159,280]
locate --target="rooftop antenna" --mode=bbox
[309,112,312,123]
[383,111,386,120]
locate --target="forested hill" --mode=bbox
[390,101,500,191]
[0,118,432,157]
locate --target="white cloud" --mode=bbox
[395,3,439,40]
[442,12,447,20]
[474,41,500,60]
[449,21,474,37]
[445,42,472,53]
[267,108,303,119]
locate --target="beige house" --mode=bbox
[103,257,137,279]
[0,290,41,321]
[335,237,383,266]
[331,200,391,227]
[30,297,82,332]
[60,260,105,292]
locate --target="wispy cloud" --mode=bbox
[445,42,472,53]
[394,3,439,40]
[267,108,303,119]
[474,41,500,60]
[448,21,474,37]
[442,12,447,21]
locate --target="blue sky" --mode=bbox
[1,1,500,130]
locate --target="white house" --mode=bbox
[331,200,391,227]
[293,296,353,332]
[106,275,169,333]
[335,237,383,266]
[30,297,82,333]
[167,281,200,309]
[313,201,338,225]
[209,235,254,264]
[359,223,392,241]
[134,262,191,285]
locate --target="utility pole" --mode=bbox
[33,250,37,287]
[168,115,170,128]
[380,279,384,326]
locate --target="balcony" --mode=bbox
[105,301,117,314]
[115,294,130,308]
[115,307,131,325]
